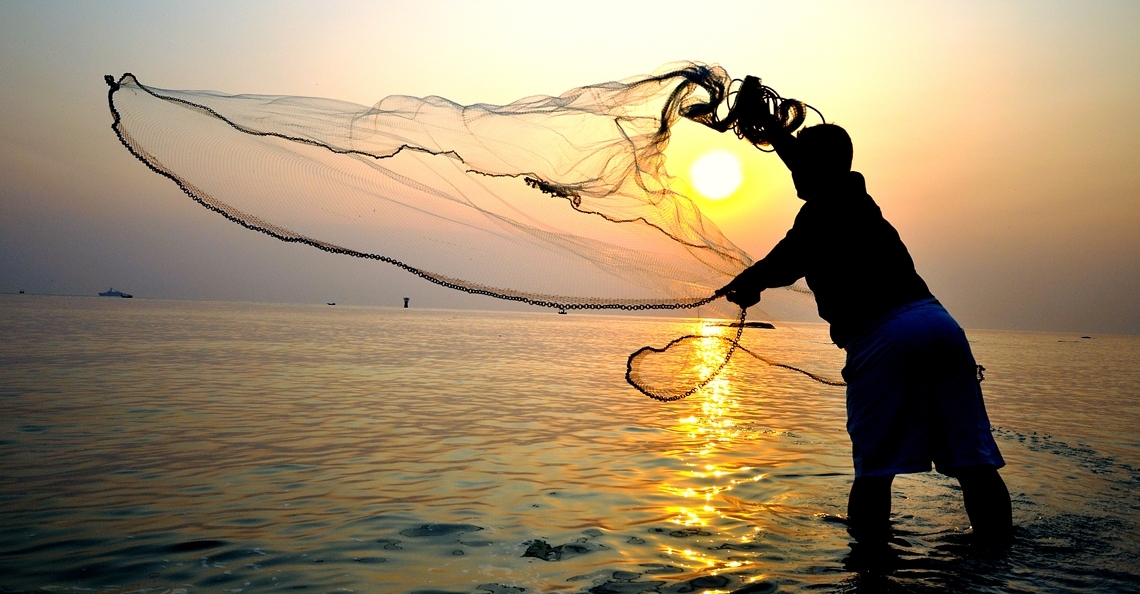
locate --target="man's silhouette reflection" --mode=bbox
[717,100,1012,554]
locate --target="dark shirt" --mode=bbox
[743,171,934,348]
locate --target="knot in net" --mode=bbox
[105,61,839,400]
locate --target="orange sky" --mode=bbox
[1,1,1137,333]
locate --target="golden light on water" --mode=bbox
[657,321,769,577]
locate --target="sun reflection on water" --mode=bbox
[657,321,772,579]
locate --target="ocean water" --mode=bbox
[1,295,1138,593]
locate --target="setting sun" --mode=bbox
[690,150,743,200]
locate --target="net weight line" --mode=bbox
[626,308,846,402]
[625,308,748,402]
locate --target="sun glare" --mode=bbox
[690,151,742,200]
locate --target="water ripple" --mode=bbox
[1,295,1138,593]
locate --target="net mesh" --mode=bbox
[104,62,842,400]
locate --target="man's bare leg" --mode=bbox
[847,475,894,544]
[957,466,1012,545]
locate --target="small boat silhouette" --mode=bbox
[98,287,133,298]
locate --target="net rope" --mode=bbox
[104,62,844,399]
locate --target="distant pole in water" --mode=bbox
[403,297,410,308]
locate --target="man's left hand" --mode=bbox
[716,275,762,309]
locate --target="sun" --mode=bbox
[689,151,742,200]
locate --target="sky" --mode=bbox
[1,0,1137,334]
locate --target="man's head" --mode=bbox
[790,123,853,199]
[796,124,853,173]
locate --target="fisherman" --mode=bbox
[716,87,1012,553]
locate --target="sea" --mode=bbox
[1,295,1138,593]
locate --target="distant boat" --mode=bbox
[98,287,133,298]
[327,302,336,306]
[711,321,775,329]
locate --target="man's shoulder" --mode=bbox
[801,173,873,211]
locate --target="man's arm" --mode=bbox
[717,91,809,308]
[717,224,806,308]
[764,126,801,174]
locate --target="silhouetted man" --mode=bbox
[717,117,1012,553]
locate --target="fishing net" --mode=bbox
[104,61,841,400]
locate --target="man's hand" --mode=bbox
[716,273,762,309]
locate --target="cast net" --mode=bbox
[104,62,840,401]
